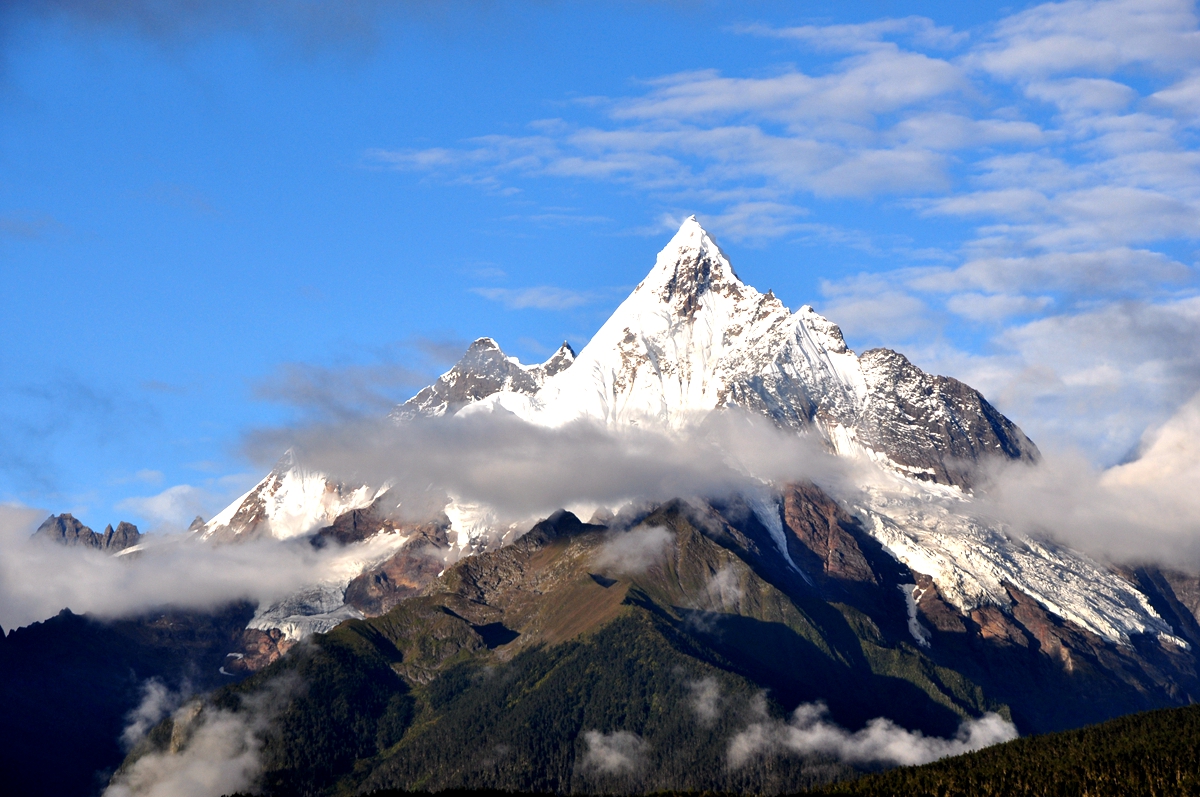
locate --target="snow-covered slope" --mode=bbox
[199,452,381,542]
[848,476,1183,647]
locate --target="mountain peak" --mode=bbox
[638,216,745,317]
[467,337,501,353]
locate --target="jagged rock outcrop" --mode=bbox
[344,520,452,615]
[32,514,142,553]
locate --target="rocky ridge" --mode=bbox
[32,513,142,554]
[394,337,575,420]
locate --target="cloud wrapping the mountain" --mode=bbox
[121,679,188,751]
[688,677,723,725]
[244,409,849,527]
[580,730,648,774]
[976,389,1200,565]
[0,503,397,632]
[728,698,1018,768]
[592,526,672,575]
[104,675,296,797]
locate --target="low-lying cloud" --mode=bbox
[728,699,1017,768]
[121,679,189,751]
[243,408,850,529]
[581,729,648,774]
[104,675,296,797]
[688,677,723,725]
[592,526,672,575]
[0,503,397,632]
[974,389,1200,566]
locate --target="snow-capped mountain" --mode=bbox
[469,216,1037,487]
[199,450,381,542]
[200,217,1188,657]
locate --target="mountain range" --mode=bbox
[11,218,1200,796]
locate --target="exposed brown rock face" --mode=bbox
[311,500,404,547]
[968,604,1030,647]
[225,628,295,673]
[780,482,876,588]
[345,522,451,616]
[913,573,967,634]
[32,514,142,553]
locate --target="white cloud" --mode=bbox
[945,292,1053,322]
[104,676,295,797]
[581,730,648,774]
[744,16,968,53]
[688,677,723,724]
[121,680,187,751]
[592,526,673,575]
[1153,71,1200,120]
[471,285,596,310]
[117,485,214,528]
[975,0,1200,78]
[912,248,1192,296]
[1025,77,1138,113]
[0,503,388,631]
[818,273,936,341]
[728,698,1017,768]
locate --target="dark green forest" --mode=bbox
[813,702,1200,797]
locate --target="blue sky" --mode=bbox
[2,0,1199,531]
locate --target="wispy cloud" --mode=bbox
[252,360,428,422]
[0,212,63,240]
[471,285,597,310]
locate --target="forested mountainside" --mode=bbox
[115,488,1200,796]
[815,702,1200,796]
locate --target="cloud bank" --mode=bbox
[243,409,849,527]
[974,388,1200,565]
